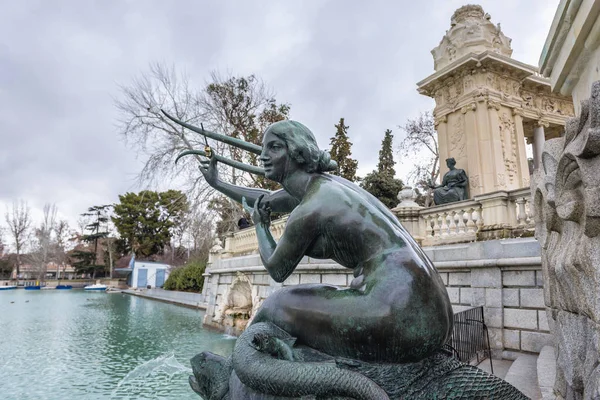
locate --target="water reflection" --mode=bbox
[0,290,235,399]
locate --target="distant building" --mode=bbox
[114,255,170,289]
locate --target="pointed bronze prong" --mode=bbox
[162,109,263,155]
[176,150,265,176]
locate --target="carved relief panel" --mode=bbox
[498,112,518,185]
[449,114,467,158]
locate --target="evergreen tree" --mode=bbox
[112,190,189,258]
[71,205,111,278]
[360,129,404,209]
[377,129,396,176]
[329,118,358,181]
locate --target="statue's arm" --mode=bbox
[247,198,316,282]
[213,180,298,213]
[455,170,469,187]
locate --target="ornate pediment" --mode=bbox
[432,5,512,71]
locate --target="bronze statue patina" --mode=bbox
[430,158,469,205]
[166,112,526,399]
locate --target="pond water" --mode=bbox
[0,289,235,399]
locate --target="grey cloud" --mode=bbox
[0,0,557,224]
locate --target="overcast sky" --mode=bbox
[0,0,559,228]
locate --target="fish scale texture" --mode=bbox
[192,322,529,400]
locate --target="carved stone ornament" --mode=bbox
[499,113,518,184]
[434,115,448,127]
[431,5,512,71]
[449,116,466,157]
[532,81,600,399]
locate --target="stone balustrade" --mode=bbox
[414,188,534,246]
[215,187,535,258]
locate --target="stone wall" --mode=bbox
[202,237,552,358]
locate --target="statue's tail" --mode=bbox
[232,322,389,400]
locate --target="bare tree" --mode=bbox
[53,219,70,279]
[28,204,57,281]
[115,63,216,206]
[399,111,439,205]
[115,63,289,236]
[5,200,31,279]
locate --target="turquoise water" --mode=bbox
[0,289,236,399]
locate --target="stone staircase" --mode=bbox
[501,346,556,400]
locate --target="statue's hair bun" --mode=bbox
[318,151,338,172]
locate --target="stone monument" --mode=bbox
[165,111,527,399]
[533,81,600,399]
[418,5,574,196]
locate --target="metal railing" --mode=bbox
[445,306,493,373]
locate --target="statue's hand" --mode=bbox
[243,195,271,227]
[199,151,218,186]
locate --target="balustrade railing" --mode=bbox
[217,188,535,257]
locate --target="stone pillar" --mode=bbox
[434,115,449,179]
[512,108,531,187]
[462,102,482,196]
[486,101,507,191]
[533,122,547,170]
[392,187,424,244]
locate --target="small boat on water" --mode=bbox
[0,285,17,291]
[84,284,107,291]
[24,286,42,290]
[56,285,72,290]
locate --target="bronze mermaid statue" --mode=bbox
[166,113,526,399]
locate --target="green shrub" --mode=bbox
[164,260,206,292]
[163,267,182,290]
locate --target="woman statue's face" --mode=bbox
[260,131,291,182]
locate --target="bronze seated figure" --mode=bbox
[430,158,469,205]
[166,113,526,399]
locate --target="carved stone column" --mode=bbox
[512,108,531,187]
[533,121,547,170]
[434,115,449,178]
[461,102,482,196]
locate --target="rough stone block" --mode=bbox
[484,307,503,328]
[460,288,473,305]
[472,267,502,288]
[439,272,448,285]
[258,285,268,298]
[321,274,347,286]
[446,287,460,304]
[503,288,520,306]
[485,288,502,307]
[521,288,545,308]
[471,288,485,306]
[535,270,544,287]
[283,274,300,286]
[487,327,503,350]
[503,329,521,350]
[300,274,321,284]
[504,308,538,330]
[220,274,233,284]
[217,284,228,295]
[521,331,554,353]
[448,272,471,286]
[503,270,536,287]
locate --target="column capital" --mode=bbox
[486,100,501,110]
[537,119,550,128]
[434,115,448,127]
[461,102,477,114]
[512,107,525,117]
